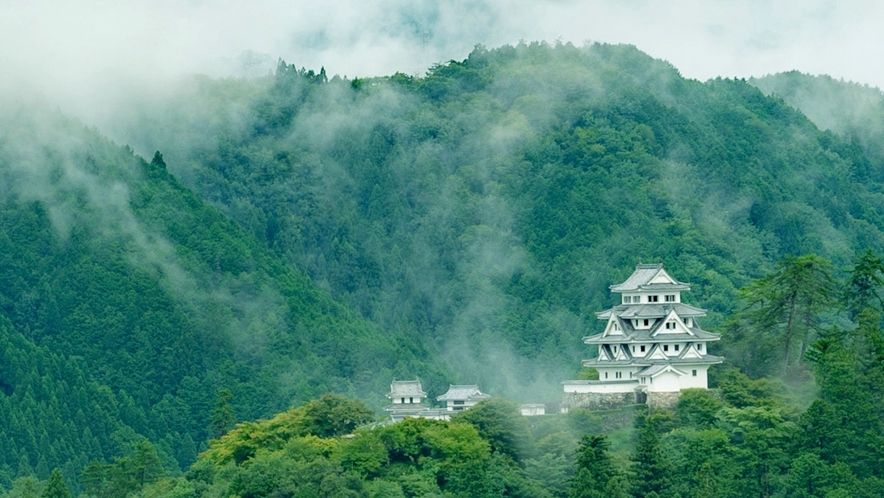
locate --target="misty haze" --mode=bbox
[2,2,884,497]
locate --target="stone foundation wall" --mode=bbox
[564,390,689,412]
[564,391,637,411]
[647,391,680,410]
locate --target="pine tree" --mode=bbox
[739,254,835,374]
[208,388,235,440]
[40,468,72,498]
[630,414,673,498]
[569,435,625,498]
[845,249,884,320]
[128,439,165,490]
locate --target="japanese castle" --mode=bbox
[563,263,723,409]
[385,380,489,422]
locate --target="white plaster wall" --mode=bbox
[630,344,650,357]
[563,380,639,394]
[648,371,681,392]
[679,366,709,389]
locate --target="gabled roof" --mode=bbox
[651,310,695,337]
[597,346,612,361]
[638,364,688,378]
[583,324,721,344]
[387,380,427,399]
[644,343,669,361]
[611,344,632,361]
[677,343,705,360]
[610,264,690,293]
[601,316,626,338]
[595,344,633,362]
[437,385,490,402]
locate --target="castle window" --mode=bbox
[643,319,649,327]
[453,400,465,405]
[674,344,680,351]
[648,295,659,302]
[604,372,608,379]
[640,345,646,352]
[615,372,621,379]
[632,345,635,353]
[697,343,703,351]
[401,398,405,403]
[665,294,676,302]
[692,370,697,377]
[613,346,617,353]
[410,397,414,403]
[663,344,669,352]
[630,372,634,378]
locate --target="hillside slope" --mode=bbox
[113,42,884,393]
[751,71,884,174]
[0,105,438,486]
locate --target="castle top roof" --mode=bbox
[610,264,690,292]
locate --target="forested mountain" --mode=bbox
[113,42,884,390]
[0,106,438,491]
[5,41,884,496]
[751,71,884,172]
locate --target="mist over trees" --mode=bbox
[3,41,884,495]
[113,42,884,390]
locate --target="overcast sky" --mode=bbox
[2,0,882,115]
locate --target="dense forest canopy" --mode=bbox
[3,41,884,496]
[114,42,884,386]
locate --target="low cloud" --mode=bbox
[2,0,883,128]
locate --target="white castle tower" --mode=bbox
[563,263,723,410]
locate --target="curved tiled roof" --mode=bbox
[582,353,724,368]
[437,385,490,401]
[584,328,720,343]
[609,264,690,292]
[387,380,427,398]
[596,303,707,320]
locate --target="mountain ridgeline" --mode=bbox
[751,70,884,177]
[117,42,884,385]
[2,41,884,493]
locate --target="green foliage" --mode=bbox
[569,435,624,498]
[166,394,552,497]
[630,414,674,498]
[10,41,884,495]
[208,389,235,440]
[0,102,436,491]
[676,388,724,427]
[112,41,884,408]
[729,255,836,376]
[451,398,528,462]
[301,394,376,439]
[37,470,69,498]
[80,439,165,498]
